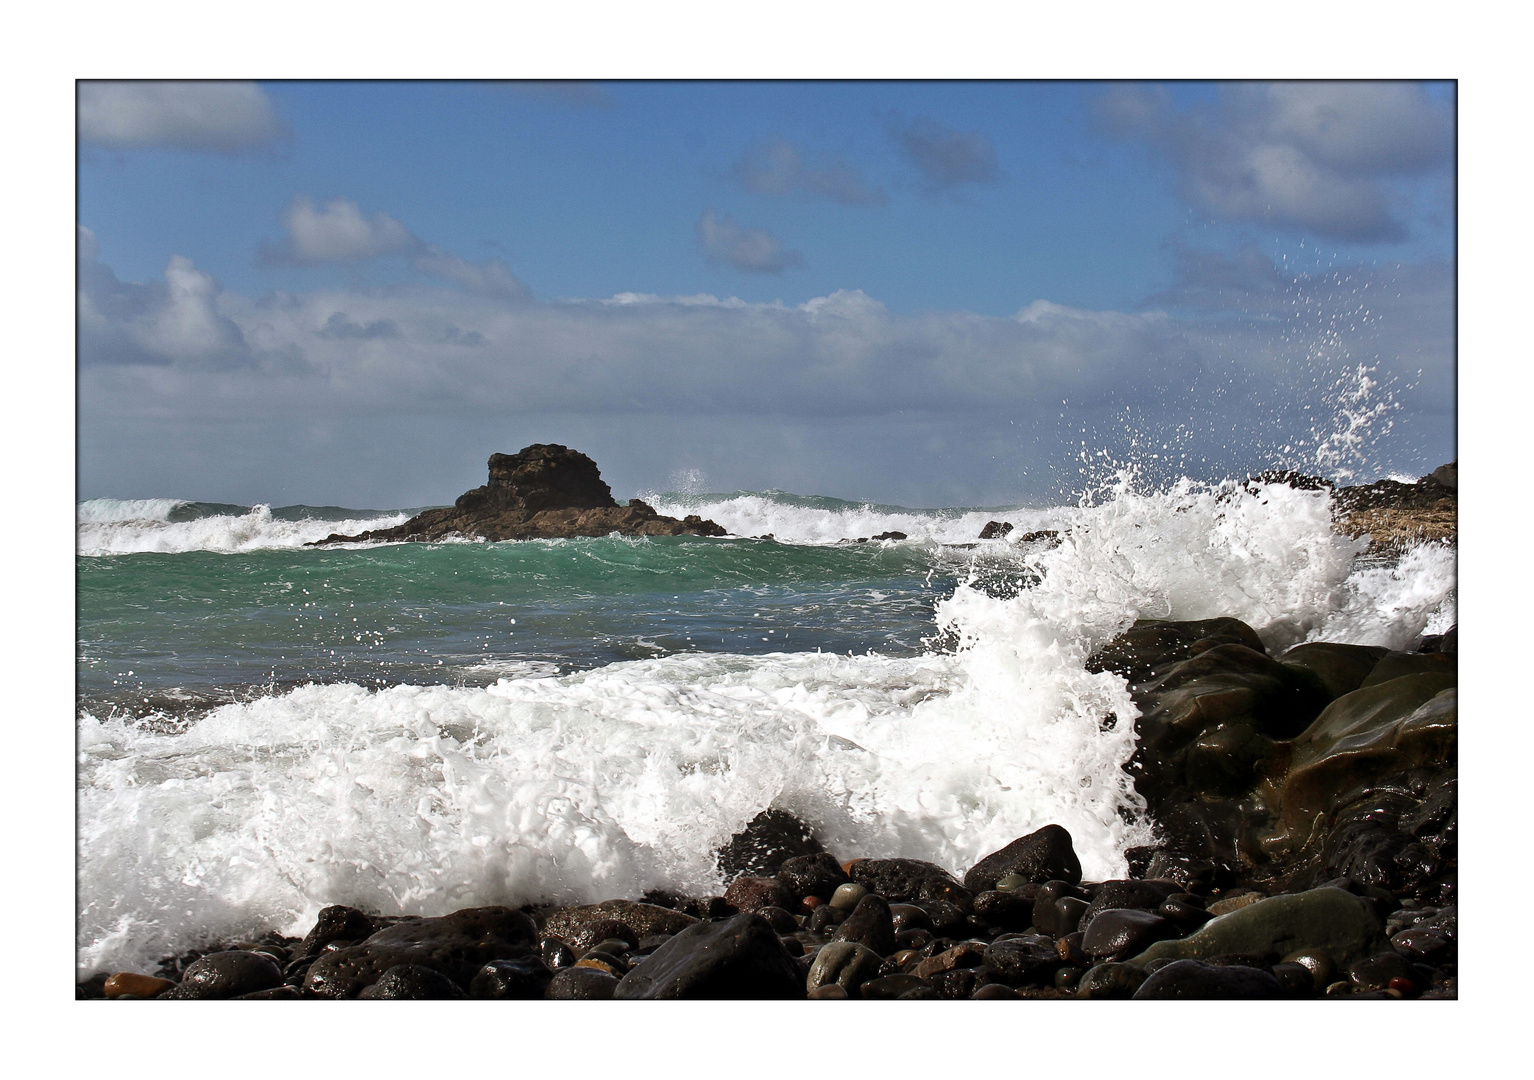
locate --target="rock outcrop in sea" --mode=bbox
[310,444,726,545]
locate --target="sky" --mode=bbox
[77,79,1456,508]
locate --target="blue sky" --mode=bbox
[78,80,1456,507]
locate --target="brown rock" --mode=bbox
[103,972,176,999]
[540,900,697,955]
[310,445,726,544]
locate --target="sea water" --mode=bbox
[75,481,1456,975]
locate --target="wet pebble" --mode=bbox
[470,957,554,999]
[828,883,867,911]
[103,972,175,999]
[162,950,284,1000]
[545,966,620,999]
[357,964,466,999]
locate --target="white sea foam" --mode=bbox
[75,477,1455,974]
[645,491,1061,546]
[77,503,408,555]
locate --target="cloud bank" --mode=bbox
[77,228,1452,505]
[78,81,282,151]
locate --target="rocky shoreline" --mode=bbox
[80,603,1456,1000]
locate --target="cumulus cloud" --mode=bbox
[78,227,250,369]
[732,139,884,205]
[696,210,803,274]
[258,197,529,297]
[78,81,281,151]
[890,116,1000,190]
[1097,82,1452,242]
[265,196,420,264]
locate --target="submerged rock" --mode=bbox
[310,444,726,544]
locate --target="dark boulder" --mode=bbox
[716,809,824,880]
[832,894,898,957]
[356,964,467,999]
[303,906,538,999]
[979,520,1014,539]
[160,950,284,1000]
[539,900,696,955]
[981,933,1060,988]
[613,913,804,999]
[776,852,850,901]
[1081,909,1180,964]
[1086,617,1266,689]
[1278,642,1391,701]
[470,957,554,999]
[964,824,1082,892]
[544,966,619,999]
[848,858,973,908]
[723,875,797,913]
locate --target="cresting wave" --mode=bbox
[644,490,1061,546]
[75,477,1456,974]
[77,500,409,555]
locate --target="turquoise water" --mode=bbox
[78,535,961,720]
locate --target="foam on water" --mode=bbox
[77,502,408,555]
[645,490,1059,546]
[75,475,1455,974]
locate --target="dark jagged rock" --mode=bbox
[723,875,796,913]
[309,445,726,544]
[776,852,851,902]
[965,824,1083,892]
[613,913,804,999]
[1332,465,1456,554]
[291,905,380,963]
[981,933,1060,987]
[871,531,907,541]
[303,906,538,999]
[716,809,824,880]
[979,520,1014,539]
[848,858,973,908]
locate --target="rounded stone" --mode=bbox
[356,964,466,999]
[828,883,868,911]
[1076,962,1147,999]
[545,966,619,999]
[164,950,284,999]
[1132,959,1284,1000]
[971,982,1020,999]
[807,983,849,999]
[540,938,578,970]
[1281,948,1337,991]
[469,957,553,999]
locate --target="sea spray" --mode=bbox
[77,500,408,555]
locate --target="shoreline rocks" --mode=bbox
[309,444,726,545]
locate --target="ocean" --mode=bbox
[75,480,1457,976]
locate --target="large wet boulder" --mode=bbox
[1278,642,1391,700]
[303,906,539,998]
[539,900,697,955]
[310,445,726,544]
[1087,617,1267,689]
[964,824,1082,892]
[716,809,825,880]
[613,913,805,999]
[1132,959,1285,999]
[161,950,284,999]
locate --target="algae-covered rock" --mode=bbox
[1128,886,1388,969]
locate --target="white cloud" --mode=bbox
[732,139,884,205]
[1098,82,1452,242]
[270,196,420,264]
[697,210,802,274]
[78,81,281,151]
